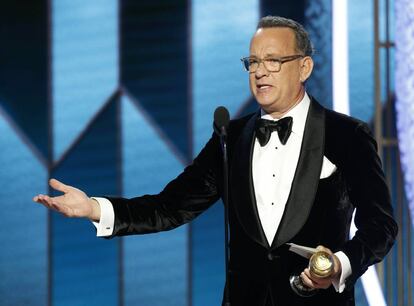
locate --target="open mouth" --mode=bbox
[256,84,272,91]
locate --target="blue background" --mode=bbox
[0,0,407,305]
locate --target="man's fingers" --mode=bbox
[34,194,50,205]
[49,178,70,193]
[303,268,321,285]
[33,194,47,202]
[315,245,341,277]
[302,268,331,289]
[316,245,332,254]
[34,194,59,209]
[34,195,75,216]
[36,195,55,207]
[301,271,317,289]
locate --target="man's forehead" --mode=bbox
[251,27,296,42]
[249,27,297,53]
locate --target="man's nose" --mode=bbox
[255,61,269,78]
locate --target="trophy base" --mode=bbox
[289,275,318,298]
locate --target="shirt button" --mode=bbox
[272,174,275,177]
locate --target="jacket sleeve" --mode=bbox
[341,122,398,288]
[105,133,222,238]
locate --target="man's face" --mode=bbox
[249,27,311,116]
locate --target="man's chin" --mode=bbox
[256,100,276,111]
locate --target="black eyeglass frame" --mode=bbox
[240,54,305,73]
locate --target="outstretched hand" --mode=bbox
[33,178,101,221]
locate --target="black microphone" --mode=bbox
[214,106,230,136]
[213,106,231,306]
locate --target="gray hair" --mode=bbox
[257,16,314,56]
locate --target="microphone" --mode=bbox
[213,106,231,306]
[214,106,230,136]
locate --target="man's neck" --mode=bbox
[266,87,306,119]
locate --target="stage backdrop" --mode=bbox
[0,1,408,306]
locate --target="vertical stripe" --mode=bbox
[0,115,48,306]
[52,0,118,160]
[191,1,258,305]
[121,95,188,306]
[332,0,350,115]
[51,99,120,306]
[334,1,387,305]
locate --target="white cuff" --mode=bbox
[91,197,115,237]
[332,251,352,293]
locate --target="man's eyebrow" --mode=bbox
[248,53,284,58]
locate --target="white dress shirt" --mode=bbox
[92,92,351,292]
[252,94,309,246]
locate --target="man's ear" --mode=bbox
[300,56,314,82]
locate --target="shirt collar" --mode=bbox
[260,92,310,138]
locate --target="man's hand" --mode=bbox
[300,245,342,290]
[33,178,101,222]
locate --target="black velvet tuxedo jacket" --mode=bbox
[106,97,397,306]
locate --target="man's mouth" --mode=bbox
[256,84,272,91]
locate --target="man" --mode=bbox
[34,16,397,306]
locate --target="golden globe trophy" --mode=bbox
[287,244,335,297]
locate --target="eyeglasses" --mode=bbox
[240,54,304,73]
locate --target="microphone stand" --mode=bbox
[219,126,231,306]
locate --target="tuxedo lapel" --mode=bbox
[231,111,269,249]
[272,99,325,249]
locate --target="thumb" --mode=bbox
[316,245,333,255]
[316,245,341,276]
[49,178,70,193]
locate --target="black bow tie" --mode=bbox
[255,117,293,146]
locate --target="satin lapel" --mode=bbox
[231,111,269,249]
[272,99,325,249]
